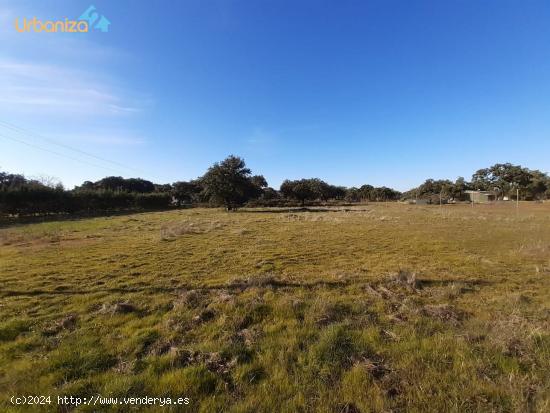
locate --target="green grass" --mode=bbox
[0,203,549,412]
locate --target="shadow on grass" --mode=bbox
[0,206,372,228]
[0,207,184,229]
[415,278,494,289]
[238,207,370,214]
[1,276,497,298]
[0,279,351,298]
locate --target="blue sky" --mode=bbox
[1,0,549,190]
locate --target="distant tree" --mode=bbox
[280,179,317,206]
[200,155,259,210]
[311,180,346,201]
[93,176,127,191]
[154,183,173,193]
[451,177,468,200]
[345,187,361,202]
[124,178,155,193]
[79,181,95,190]
[250,175,268,189]
[359,184,374,201]
[249,176,281,202]
[471,163,532,199]
[260,187,279,200]
[329,186,347,200]
[172,180,202,205]
[280,179,400,204]
[34,174,64,189]
[438,181,453,201]
[525,170,548,200]
[309,179,331,201]
[0,171,28,189]
[77,176,156,193]
[344,184,401,202]
[371,186,401,201]
[411,179,454,201]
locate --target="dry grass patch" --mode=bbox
[160,219,225,240]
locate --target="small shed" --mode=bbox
[464,190,496,203]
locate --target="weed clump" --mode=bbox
[315,302,353,326]
[0,319,32,342]
[156,365,219,399]
[160,220,224,240]
[174,289,206,309]
[421,304,467,324]
[309,325,367,380]
[164,347,238,388]
[336,402,362,413]
[193,309,216,324]
[42,314,77,336]
[390,269,418,290]
[225,300,271,331]
[235,327,260,348]
[100,301,138,315]
[49,337,117,382]
[229,274,279,290]
[236,362,266,385]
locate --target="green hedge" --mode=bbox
[0,189,172,215]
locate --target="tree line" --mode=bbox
[1,157,549,215]
[404,163,550,203]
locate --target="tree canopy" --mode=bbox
[76,176,156,193]
[199,155,263,210]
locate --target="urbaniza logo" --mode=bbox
[14,5,110,33]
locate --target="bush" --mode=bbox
[70,190,135,212]
[134,193,172,209]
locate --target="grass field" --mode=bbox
[1,203,549,412]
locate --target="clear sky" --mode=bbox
[1,0,549,190]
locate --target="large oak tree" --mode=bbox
[200,155,262,210]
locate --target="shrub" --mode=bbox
[134,193,172,209]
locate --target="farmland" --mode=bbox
[1,203,549,412]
